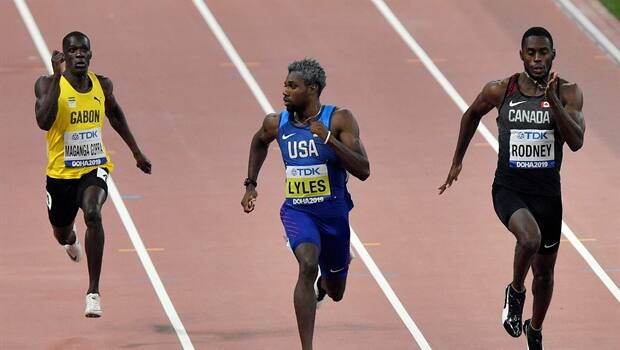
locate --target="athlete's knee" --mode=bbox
[325,280,346,302]
[329,289,345,302]
[509,210,541,252]
[297,258,319,281]
[516,232,541,254]
[82,205,102,227]
[53,225,74,245]
[533,267,554,286]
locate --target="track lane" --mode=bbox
[20,1,295,349]
[22,1,418,349]
[381,0,620,289]
[205,0,619,348]
[1,2,184,348]
[378,0,619,348]
[3,0,617,349]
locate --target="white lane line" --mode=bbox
[349,231,432,349]
[106,179,195,349]
[555,0,620,65]
[371,0,620,303]
[190,0,272,114]
[369,0,498,152]
[13,0,52,72]
[190,0,432,348]
[14,1,196,348]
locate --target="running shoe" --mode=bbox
[64,223,81,263]
[502,283,526,337]
[85,293,102,318]
[315,275,327,309]
[523,319,544,350]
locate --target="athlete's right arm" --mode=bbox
[241,113,279,213]
[34,50,64,131]
[438,79,506,194]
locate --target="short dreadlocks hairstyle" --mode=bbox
[288,58,326,96]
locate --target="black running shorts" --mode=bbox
[492,184,562,255]
[45,168,109,227]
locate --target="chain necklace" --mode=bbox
[296,104,322,124]
[523,70,548,91]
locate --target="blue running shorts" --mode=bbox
[280,205,351,280]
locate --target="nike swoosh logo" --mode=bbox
[282,133,295,140]
[329,267,346,273]
[543,241,559,249]
[509,100,527,107]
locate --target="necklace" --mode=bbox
[296,105,322,124]
[523,70,548,91]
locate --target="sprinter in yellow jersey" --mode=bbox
[34,32,151,317]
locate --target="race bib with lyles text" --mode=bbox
[286,164,331,204]
[509,129,555,169]
[63,127,107,168]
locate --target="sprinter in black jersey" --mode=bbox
[439,27,585,350]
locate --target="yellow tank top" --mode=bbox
[46,71,114,179]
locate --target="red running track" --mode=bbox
[1,0,618,349]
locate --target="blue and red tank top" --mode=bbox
[277,105,353,216]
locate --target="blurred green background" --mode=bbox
[601,0,620,19]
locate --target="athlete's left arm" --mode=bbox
[99,75,152,174]
[310,108,370,181]
[545,73,586,152]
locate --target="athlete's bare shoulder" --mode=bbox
[333,106,356,123]
[557,77,580,94]
[485,77,510,91]
[36,74,54,83]
[34,75,54,97]
[481,77,510,106]
[333,106,353,118]
[261,112,280,137]
[95,74,110,83]
[330,107,357,131]
[96,74,113,95]
[264,112,280,123]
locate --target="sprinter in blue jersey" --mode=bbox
[241,58,369,350]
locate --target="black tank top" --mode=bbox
[494,73,564,196]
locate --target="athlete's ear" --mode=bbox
[551,49,556,59]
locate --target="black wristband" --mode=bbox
[244,178,257,187]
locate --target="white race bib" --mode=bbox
[509,129,555,169]
[64,127,107,168]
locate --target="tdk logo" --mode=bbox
[517,131,548,140]
[74,130,99,140]
[292,167,321,176]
